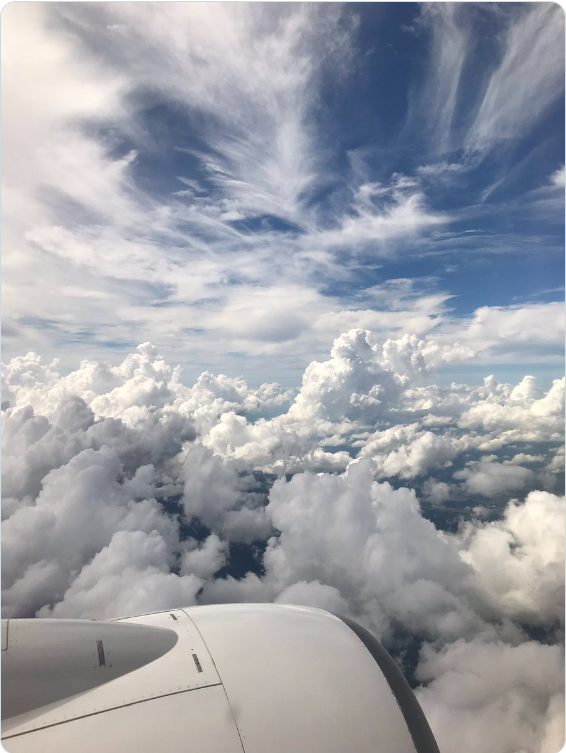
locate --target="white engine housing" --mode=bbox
[1,604,439,753]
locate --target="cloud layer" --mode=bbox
[2,332,564,753]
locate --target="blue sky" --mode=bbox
[2,2,564,387]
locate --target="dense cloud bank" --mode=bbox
[2,330,564,753]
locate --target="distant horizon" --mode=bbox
[5,337,564,394]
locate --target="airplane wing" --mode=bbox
[1,604,439,753]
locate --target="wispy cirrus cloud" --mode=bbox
[1,3,563,386]
[465,3,565,151]
[84,2,356,227]
[408,3,564,156]
[406,3,471,153]
[2,3,460,376]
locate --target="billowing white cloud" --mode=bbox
[182,445,271,543]
[457,489,565,626]
[2,446,180,617]
[289,329,473,424]
[39,530,203,621]
[253,459,563,640]
[260,459,480,643]
[275,580,349,614]
[1,333,563,753]
[180,534,228,581]
[359,423,467,480]
[422,479,451,504]
[453,303,565,364]
[454,458,536,498]
[459,374,565,441]
[416,639,565,753]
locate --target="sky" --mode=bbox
[1,5,565,753]
[1,1,564,387]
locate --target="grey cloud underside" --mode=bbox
[2,330,564,753]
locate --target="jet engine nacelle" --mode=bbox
[1,604,439,753]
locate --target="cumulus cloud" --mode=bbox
[233,460,563,751]
[289,328,474,424]
[182,445,271,543]
[1,334,564,753]
[416,639,565,753]
[275,580,349,614]
[457,490,565,627]
[454,303,565,364]
[459,374,565,442]
[39,530,203,621]
[454,458,537,498]
[180,534,228,581]
[245,460,563,642]
[259,459,481,643]
[359,423,466,480]
[422,479,451,505]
